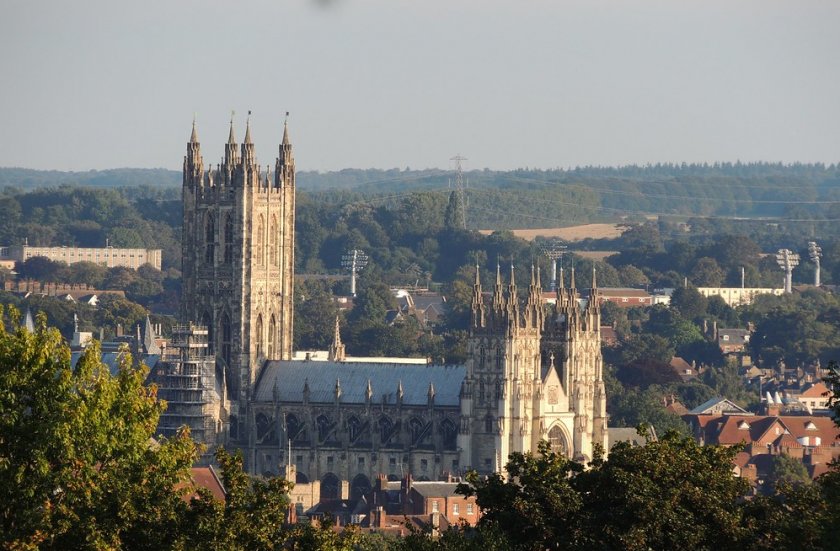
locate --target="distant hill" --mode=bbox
[0,168,182,189]
[3,162,839,229]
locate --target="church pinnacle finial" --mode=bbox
[495,260,502,286]
[475,264,481,286]
[244,110,253,144]
[190,114,199,143]
[570,266,576,290]
[228,111,237,144]
[282,111,291,145]
[592,265,597,290]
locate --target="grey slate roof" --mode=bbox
[410,482,461,498]
[255,360,465,406]
[689,396,749,415]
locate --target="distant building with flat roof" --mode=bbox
[0,245,162,270]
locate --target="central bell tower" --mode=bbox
[181,114,296,441]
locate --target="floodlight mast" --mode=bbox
[540,240,567,291]
[775,248,800,294]
[808,241,822,287]
[341,249,369,297]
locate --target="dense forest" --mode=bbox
[3,162,839,230]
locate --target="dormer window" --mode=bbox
[738,420,750,430]
[806,422,817,431]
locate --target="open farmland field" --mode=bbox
[479,223,626,242]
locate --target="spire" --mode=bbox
[328,316,346,362]
[492,260,505,311]
[471,264,485,330]
[189,115,199,143]
[282,112,291,145]
[143,315,161,355]
[537,266,542,290]
[530,264,536,287]
[569,266,576,290]
[558,266,564,291]
[228,112,236,144]
[335,378,342,401]
[591,265,597,290]
[509,263,516,289]
[244,112,253,144]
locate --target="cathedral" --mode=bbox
[175,115,607,497]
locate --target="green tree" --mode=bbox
[573,429,750,550]
[0,309,198,549]
[669,286,708,320]
[692,257,725,286]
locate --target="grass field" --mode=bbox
[479,223,626,242]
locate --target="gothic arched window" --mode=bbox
[221,312,232,367]
[267,315,277,359]
[378,416,394,444]
[317,415,332,442]
[440,418,457,449]
[485,415,494,433]
[409,418,426,445]
[347,416,361,443]
[286,414,302,441]
[223,213,234,265]
[255,314,263,358]
[204,213,215,265]
[255,214,265,266]
[269,214,278,267]
[548,425,569,458]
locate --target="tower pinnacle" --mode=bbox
[228,111,236,144]
[190,115,199,144]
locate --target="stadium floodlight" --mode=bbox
[539,240,567,291]
[775,249,800,294]
[341,249,369,297]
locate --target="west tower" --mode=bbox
[181,115,295,440]
[458,263,607,473]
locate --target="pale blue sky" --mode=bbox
[1,0,838,172]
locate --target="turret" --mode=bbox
[184,117,204,186]
[241,113,256,168]
[224,113,240,169]
[471,265,485,330]
[492,261,505,313]
[275,114,295,188]
[525,265,544,330]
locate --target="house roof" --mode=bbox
[689,397,749,415]
[800,382,830,399]
[190,466,226,501]
[608,427,657,450]
[409,482,461,499]
[255,360,465,406]
[703,414,840,448]
[597,288,652,298]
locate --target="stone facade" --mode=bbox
[459,265,608,471]
[180,116,295,442]
[177,116,606,489]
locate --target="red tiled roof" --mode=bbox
[800,382,831,398]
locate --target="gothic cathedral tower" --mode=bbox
[458,264,607,473]
[181,115,295,441]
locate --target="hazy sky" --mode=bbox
[1,0,838,172]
